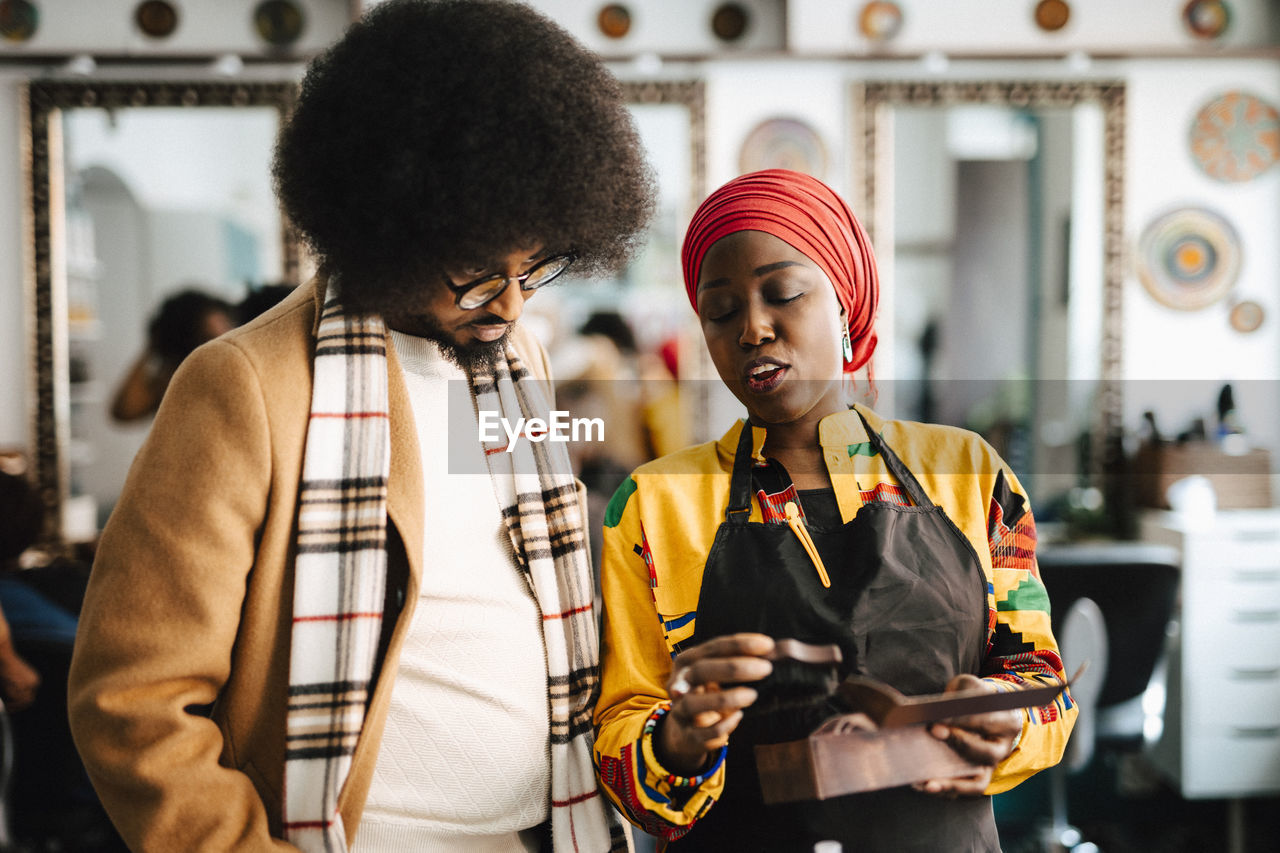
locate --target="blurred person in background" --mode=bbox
[558,312,692,581]
[557,311,651,585]
[639,334,692,461]
[236,281,298,325]
[108,287,235,422]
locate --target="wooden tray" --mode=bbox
[754,676,1070,804]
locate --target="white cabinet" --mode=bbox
[1141,509,1280,799]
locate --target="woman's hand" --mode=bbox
[656,633,775,776]
[914,673,1024,798]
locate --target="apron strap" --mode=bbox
[725,420,756,523]
[853,407,936,509]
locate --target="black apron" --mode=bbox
[671,413,999,852]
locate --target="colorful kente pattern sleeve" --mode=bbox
[981,468,1077,793]
[593,475,727,839]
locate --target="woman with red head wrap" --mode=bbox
[595,171,1074,851]
[681,168,879,376]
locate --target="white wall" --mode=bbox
[1122,59,1280,458]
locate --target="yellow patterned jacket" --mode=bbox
[593,405,1076,841]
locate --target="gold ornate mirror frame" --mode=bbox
[24,79,301,542]
[853,79,1126,477]
[618,79,714,421]
[621,79,707,220]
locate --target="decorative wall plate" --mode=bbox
[135,0,178,38]
[711,2,749,42]
[597,4,630,39]
[739,117,827,179]
[1137,206,1241,311]
[1189,91,1280,183]
[858,1,903,42]
[0,0,38,42]
[1183,0,1230,39]
[1034,0,1071,32]
[1228,299,1264,333]
[253,0,305,47]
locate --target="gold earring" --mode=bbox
[841,327,853,363]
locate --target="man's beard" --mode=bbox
[404,311,508,373]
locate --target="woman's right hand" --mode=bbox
[657,632,775,775]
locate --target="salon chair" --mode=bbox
[1034,542,1181,853]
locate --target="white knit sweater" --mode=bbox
[354,333,550,853]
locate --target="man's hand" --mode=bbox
[913,674,1023,797]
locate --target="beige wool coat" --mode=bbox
[68,275,556,851]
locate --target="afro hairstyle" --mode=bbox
[273,0,656,313]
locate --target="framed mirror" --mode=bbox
[601,79,705,349]
[25,79,300,544]
[853,80,1125,504]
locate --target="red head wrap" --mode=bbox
[680,169,879,373]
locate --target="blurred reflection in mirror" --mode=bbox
[61,105,284,529]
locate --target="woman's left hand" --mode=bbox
[913,673,1024,798]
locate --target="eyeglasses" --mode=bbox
[444,253,577,310]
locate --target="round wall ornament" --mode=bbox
[1189,90,1280,183]
[0,0,38,42]
[253,0,305,47]
[858,1,903,42]
[1183,0,1230,39]
[1034,0,1071,32]
[711,2,750,42]
[1228,299,1264,333]
[597,4,630,39]
[739,117,827,179]
[1137,206,1242,311]
[135,0,178,38]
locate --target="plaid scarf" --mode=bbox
[284,285,628,852]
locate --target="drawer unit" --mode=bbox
[1183,731,1280,799]
[1141,509,1280,799]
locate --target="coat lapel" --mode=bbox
[384,333,424,593]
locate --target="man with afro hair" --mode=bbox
[68,2,655,851]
